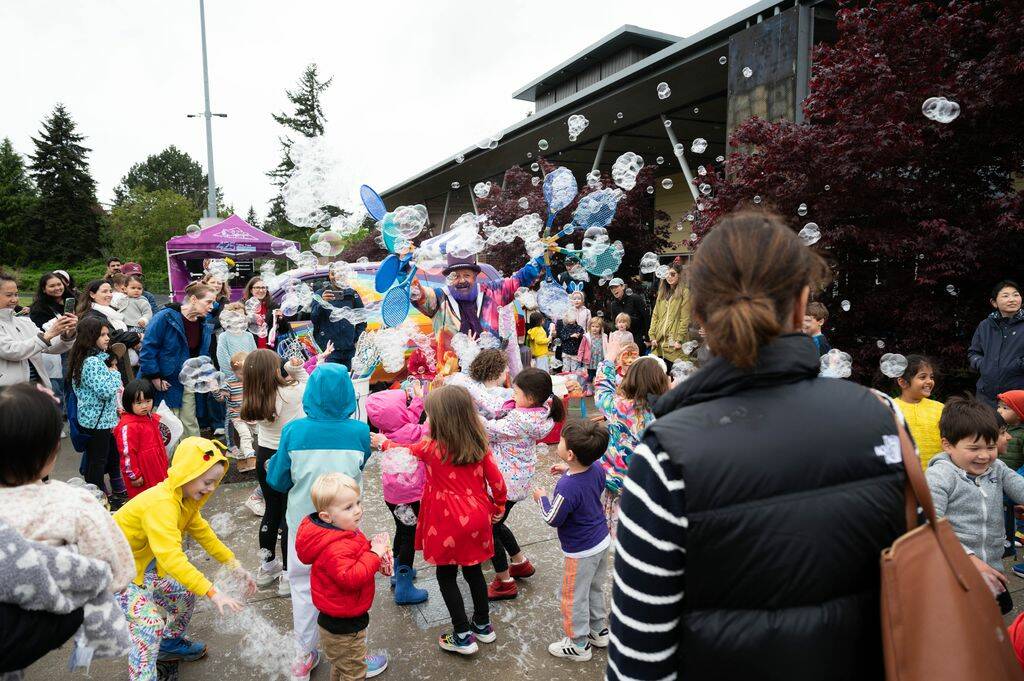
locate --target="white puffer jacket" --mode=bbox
[0,308,73,389]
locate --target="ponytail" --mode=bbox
[513,368,565,423]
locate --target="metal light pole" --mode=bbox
[198,0,218,220]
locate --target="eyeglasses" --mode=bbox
[252,286,268,291]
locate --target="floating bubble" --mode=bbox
[329,261,353,287]
[566,261,590,282]
[699,183,712,196]
[186,224,201,238]
[220,308,248,334]
[616,112,623,119]
[841,299,851,312]
[567,114,589,139]
[455,154,465,164]
[691,138,708,154]
[531,176,540,186]
[671,360,698,382]
[451,332,481,369]
[797,203,808,217]
[515,288,538,310]
[270,240,293,256]
[639,252,660,274]
[946,284,958,296]
[476,132,503,150]
[719,55,728,65]
[880,353,908,378]
[312,230,345,257]
[178,356,226,393]
[819,349,852,378]
[661,178,674,190]
[646,186,655,194]
[753,195,762,204]
[693,107,700,114]
[663,120,672,128]
[824,184,831,191]
[922,96,961,124]
[538,139,549,151]
[393,504,418,526]
[524,238,546,259]
[656,82,672,99]
[798,222,821,246]
[451,181,460,189]
[673,142,685,157]
[611,152,644,191]
[538,279,571,320]
[698,166,707,177]
[531,162,540,172]
[716,155,725,163]
[656,156,664,165]
[473,182,492,199]
[517,197,529,209]
[742,66,753,78]
[877,340,885,349]
[654,264,670,279]
[681,340,699,355]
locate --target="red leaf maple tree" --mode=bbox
[692,0,1024,387]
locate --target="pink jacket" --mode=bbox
[366,390,427,504]
[484,400,554,502]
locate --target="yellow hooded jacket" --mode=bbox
[114,436,236,596]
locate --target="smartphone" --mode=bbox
[63,298,76,314]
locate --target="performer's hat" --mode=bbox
[442,255,482,276]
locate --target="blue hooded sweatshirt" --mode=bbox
[266,363,371,532]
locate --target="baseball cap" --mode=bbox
[608,277,625,287]
[121,262,143,276]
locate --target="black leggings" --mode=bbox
[256,446,288,569]
[385,501,420,568]
[82,428,123,494]
[436,564,489,634]
[490,501,520,573]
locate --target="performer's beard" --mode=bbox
[449,282,479,302]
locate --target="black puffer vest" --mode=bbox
[647,334,906,681]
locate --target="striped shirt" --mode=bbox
[606,441,687,681]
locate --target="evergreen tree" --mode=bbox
[28,104,104,263]
[245,205,260,228]
[265,63,332,237]
[113,145,219,212]
[0,138,38,265]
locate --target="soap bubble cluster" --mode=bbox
[670,360,697,382]
[381,447,419,476]
[476,132,503,150]
[798,222,821,246]
[819,349,852,378]
[538,280,571,320]
[566,261,590,282]
[567,114,589,141]
[639,252,659,274]
[329,261,353,287]
[473,182,492,199]
[178,356,226,393]
[311,230,345,257]
[444,218,487,258]
[681,340,699,355]
[220,308,248,334]
[205,258,232,281]
[691,138,708,154]
[271,240,296,257]
[282,135,348,229]
[515,287,538,311]
[922,96,961,124]
[387,204,429,240]
[451,332,481,369]
[393,504,418,526]
[371,326,413,373]
[654,264,670,279]
[880,353,908,379]
[66,477,107,506]
[351,331,381,378]
[612,152,644,191]
[656,82,672,99]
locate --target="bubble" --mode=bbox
[681,340,699,355]
[742,66,753,78]
[455,154,465,164]
[473,181,492,199]
[538,279,571,320]
[527,152,533,159]
[476,132,503,149]
[686,214,695,222]
[654,264,670,279]
[946,284,958,296]
[611,152,644,191]
[451,181,460,189]
[531,162,540,172]
[819,349,852,378]
[220,309,248,334]
[824,184,831,191]
[670,360,697,382]
[841,300,851,311]
[663,120,672,128]
[716,155,725,163]
[797,203,808,217]
[515,288,538,310]
[186,223,201,238]
[616,112,623,119]
[393,504,418,526]
[753,195,762,204]
[656,82,672,99]
[357,256,369,263]
[921,96,961,124]
[567,114,589,139]
[538,139,549,151]
[876,340,886,349]
[517,197,529,209]
[566,261,590,282]
[656,156,664,165]
[798,222,821,246]
[270,240,292,256]
[693,107,700,115]
[451,332,481,368]
[178,356,226,393]
[673,142,685,157]
[295,251,319,270]
[639,252,660,274]
[699,183,712,196]
[524,238,546,259]
[312,230,344,257]
[531,176,540,186]
[646,185,655,194]
[719,55,727,65]
[661,178,674,190]
[698,165,707,176]
[691,138,708,154]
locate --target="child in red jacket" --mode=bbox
[295,472,392,679]
[114,378,169,498]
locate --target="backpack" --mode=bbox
[65,386,108,454]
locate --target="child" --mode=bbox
[240,349,307,596]
[526,312,551,371]
[445,348,512,418]
[121,275,154,330]
[926,396,1024,609]
[114,437,253,678]
[114,378,169,498]
[266,362,372,679]
[483,368,564,600]
[0,382,135,664]
[109,273,129,312]
[580,317,607,383]
[803,302,831,356]
[894,355,944,470]
[67,316,128,509]
[605,313,635,363]
[223,351,257,472]
[366,384,428,445]
[556,310,586,373]
[371,385,507,655]
[294,473,390,679]
[997,391,1024,474]
[594,355,670,537]
[532,419,612,661]
[569,290,591,331]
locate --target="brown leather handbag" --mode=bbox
[881,423,1024,680]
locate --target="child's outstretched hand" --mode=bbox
[233,566,258,598]
[318,340,335,363]
[532,487,547,503]
[550,461,569,476]
[210,590,244,614]
[371,433,387,449]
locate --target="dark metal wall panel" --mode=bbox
[536,89,557,110]
[602,48,633,78]
[556,79,577,102]
[577,63,602,90]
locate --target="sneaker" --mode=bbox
[365,652,388,678]
[213,427,225,436]
[244,492,266,517]
[508,559,536,579]
[158,637,208,662]
[547,637,592,662]
[471,622,496,643]
[1013,563,1024,580]
[487,577,518,601]
[108,492,128,512]
[588,628,609,648]
[290,649,319,680]
[256,559,283,587]
[277,574,290,597]
[438,631,478,655]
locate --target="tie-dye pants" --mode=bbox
[115,570,196,681]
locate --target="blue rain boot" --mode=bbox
[158,637,207,662]
[390,565,417,589]
[393,565,428,605]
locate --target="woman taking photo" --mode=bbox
[607,212,907,681]
[242,276,291,348]
[0,272,76,389]
[29,272,75,401]
[648,260,691,362]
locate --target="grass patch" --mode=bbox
[8,258,169,297]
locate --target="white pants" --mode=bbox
[287,527,319,655]
[231,417,256,457]
[534,355,550,372]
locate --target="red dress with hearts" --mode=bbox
[386,439,507,566]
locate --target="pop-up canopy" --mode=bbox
[165,214,299,302]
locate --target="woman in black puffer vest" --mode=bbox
[606,211,907,681]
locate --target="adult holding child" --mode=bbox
[607,212,907,681]
[242,275,291,348]
[0,272,77,389]
[648,260,691,362]
[968,279,1024,406]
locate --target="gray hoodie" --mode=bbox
[926,452,1024,569]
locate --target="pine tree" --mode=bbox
[245,205,260,228]
[265,64,332,236]
[0,138,38,265]
[28,104,104,263]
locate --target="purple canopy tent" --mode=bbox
[165,215,299,302]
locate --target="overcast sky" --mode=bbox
[1,0,752,217]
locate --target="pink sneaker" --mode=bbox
[290,649,319,680]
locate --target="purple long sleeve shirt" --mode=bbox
[539,463,610,557]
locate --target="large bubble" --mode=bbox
[537,279,571,320]
[611,152,644,191]
[880,353,908,379]
[819,349,852,378]
[567,114,589,140]
[921,96,961,124]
